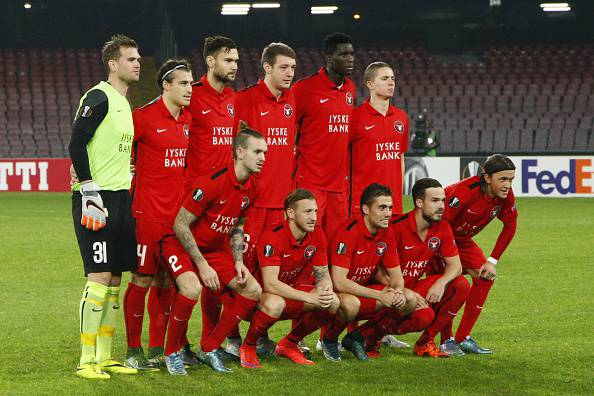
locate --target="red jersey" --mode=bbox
[257,222,327,286]
[234,80,296,208]
[180,162,257,258]
[186,74,235,179]
[443,176,518,260]
[330,216,399,285]
[390,211,458,286]
[131,96,191,223]
[349,101,409,214]
[292,67,356,192]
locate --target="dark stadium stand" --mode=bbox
[1,45,592,158]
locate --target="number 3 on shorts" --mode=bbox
[93,241,107,264]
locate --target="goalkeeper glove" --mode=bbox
[80,182,108,231]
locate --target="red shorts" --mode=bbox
[280,284,316,319]
[295,183,347,237]
[354,284,386,320]
[135,219,170,276]
[243,207,285,273]
[159,236,237,292]
[456,238,487,271]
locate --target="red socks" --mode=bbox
[286,311,331,344]
[395,308,435,334]
[244,310,279,346]
[201,293,258,352]
[123,282,148,348]
[200,288,223,340]
[165,293,197,355]
[147,285,174,348]
[455,277,493,343]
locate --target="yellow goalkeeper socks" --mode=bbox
[96,286,120,363]
[79,281,108,366]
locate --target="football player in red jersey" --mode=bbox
[438,154,517,355]
[115,59,192,371]
[238,189,338,369]
[158,125,266,374]
[349,62,408,216]
[229,42,298,355]
[292,32,355,238]
[320,183,417,362]
[186,35,238,179]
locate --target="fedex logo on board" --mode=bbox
[522,159,593,195]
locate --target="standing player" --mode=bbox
[122,59,193,370]
[360,178,470,358]
[68,34,140,379]
[186,35,238,179]
[292,32,355,238]
[349,62,408,216]
[438,154,517,355]
[321,183,416,362]
[239,189,338,369]
[159,126,266,374]
[229,42,297,354]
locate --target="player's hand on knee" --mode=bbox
[80,182,108,231]
[392,290,406,308]
[234,262,249,285]
[198,263,220,291]
[317,288,336,309]
[478,262,496,280]
[426,281,446,304]
[379,288,398,308]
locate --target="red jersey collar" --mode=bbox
[156,95,189,122]
[258,79,290,103]
[282,220,311,247]
[357,214,377,240]
[318,67,350,90]
[363,99,395,117]
[200,74,233,98]
[227,160,242,189]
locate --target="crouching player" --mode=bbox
[158,126,266,375]
[438,154,517,354]
[239,189,338,368]
[321,183,417,362]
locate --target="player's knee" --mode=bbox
[131,273,153,288]
[338,294,360,321]
[453,276,471,298]
[151,271,171,288]
[400,289,417,315]
[243,278,262,301]
[88,272,112,286]
[258,293,285,317]
[177,275,202,300]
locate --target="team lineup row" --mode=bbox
[68,33,518,379]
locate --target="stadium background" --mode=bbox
[0,0,592,394]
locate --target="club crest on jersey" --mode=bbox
[241,196,250,210]
[376,242,387,256]
[337,242,347,255]
[428,237,441,251]
[394,120,405,134]
[264,244,274,257]
[345,92,353,106]
[449,196,460,208]
[183,124,190,138]
[227,103,235,117]
[193,189,204,201]
[490,206,501,218]
[283,103,293,118]
[304,245,317,260]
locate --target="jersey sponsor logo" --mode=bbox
[283,103,293,118]
[394,120,405,133]
[319,98,329,104]
[202,109,211,114]
[328,114,350,133]
[490,205,501,218]
[428,237,441,251]
[260,111,269,116]
[304,245,316,259]
[264,244,274,257]
[345,92,353,106]
[193,188,204,201]
[241,196,250,210]
[337,242,347,255]
[448,196,460,208]
[365,125,375,131]
[157,128,167,133]
[183,124,190,138]
[227,103,235,117]
[80,105,93,118]
[376,242,387,256]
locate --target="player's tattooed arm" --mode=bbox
[313,265,333,291]
[230,216,246,264]
[173,207,208,267]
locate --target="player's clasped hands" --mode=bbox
[199,262,220,291]
[312,286,337,309]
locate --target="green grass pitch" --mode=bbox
[0,193,592,395]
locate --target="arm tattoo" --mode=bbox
[173,208,206,266]
[230,227,244,263]
[313,266,329,282]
